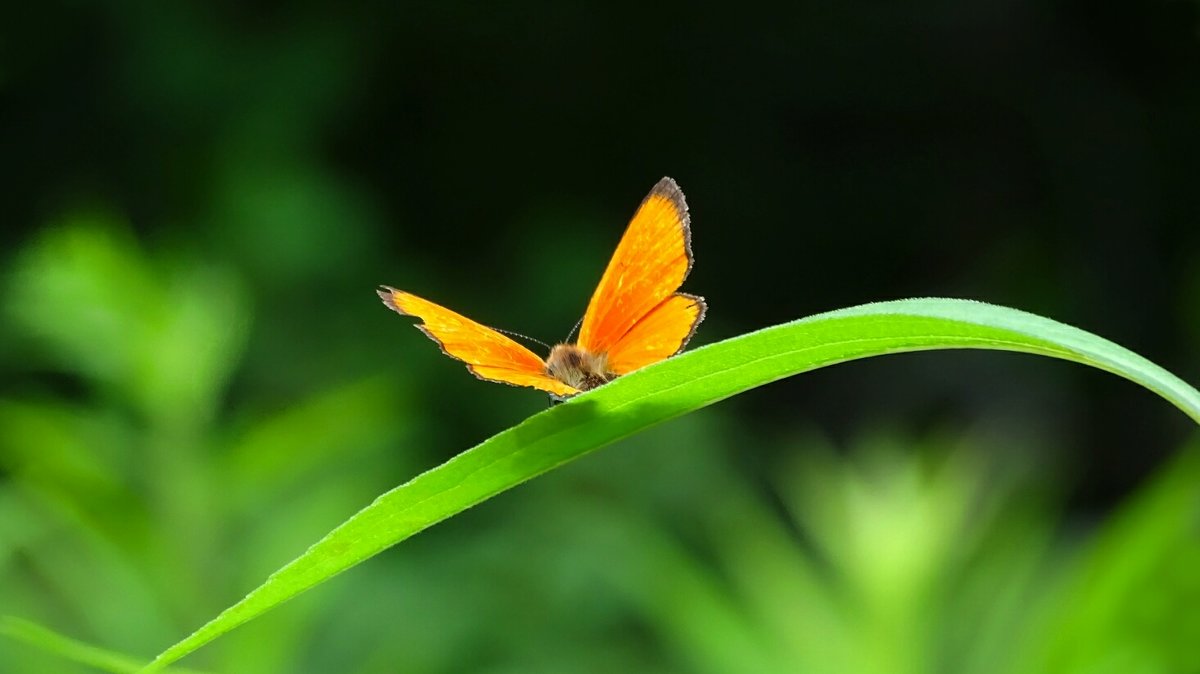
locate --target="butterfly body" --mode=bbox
[379,177,705,398]
[544,344,616,392]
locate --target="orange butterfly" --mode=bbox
[377,177,706,399]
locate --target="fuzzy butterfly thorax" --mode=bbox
[544,344,616,392]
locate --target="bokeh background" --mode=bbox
[3,2,1200,672]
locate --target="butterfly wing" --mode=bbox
[378,286,579,396]
[605,292,706,375]
[577,177,704,362]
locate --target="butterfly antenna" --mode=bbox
[564,316,583,343]
[493,326,552,351]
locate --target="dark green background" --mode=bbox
[3,2,1199,673]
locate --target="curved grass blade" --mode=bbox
[0,616,210,674]
[140,298,1200,672]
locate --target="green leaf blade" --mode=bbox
[139,298,1200,672]
[0,616,210,674]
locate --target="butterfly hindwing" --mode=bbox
[576,177,698,356]
[377,287,579,396]
[606,293,706,375]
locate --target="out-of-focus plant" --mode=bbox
[0,617,211,674]
[549,429,1199,674]
[0,217,409,673]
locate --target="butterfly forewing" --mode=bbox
[377,287,579,396]
[576,177,696,356]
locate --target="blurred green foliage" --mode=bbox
[0,220,411,671]
[4,1,1200,672]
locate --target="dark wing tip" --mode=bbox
[645,176,694,278]
[649,177,688,218]
[377,285,405,314]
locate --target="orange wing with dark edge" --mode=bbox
[606,292,707,375]
[577,177,705,364]
[377,287,579,397]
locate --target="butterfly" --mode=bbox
[377,177,706,399]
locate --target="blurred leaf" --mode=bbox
[210,161,375,286]
[6,220,159,388]
[139,298,1200,671]
[0,616,210,674]
[773,436,1048,674]
[0,401,126,500]
[552,428,1056,674]
[0,486,48,572]
[1022,445,1200,674]
[8,480,178,648]
[5,218,250,426]
[220,376,407,506]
